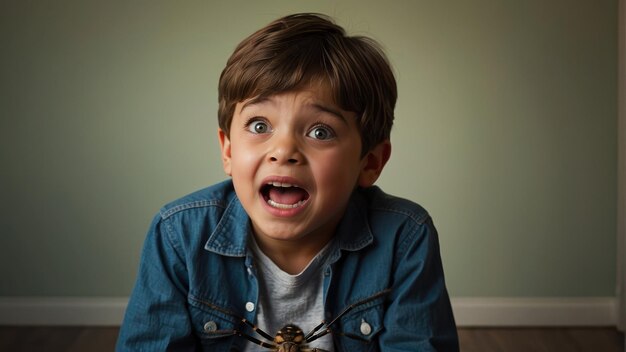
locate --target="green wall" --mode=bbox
[0,0,617,298]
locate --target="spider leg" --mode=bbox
[196,300,276,347]
[306,327,332,343]
[234,329,276,349]
[304,320,326,340]
[240,318,275,342]
[305,288,391,343]
[326,288,391,329]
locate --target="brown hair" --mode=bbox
[217,13,397,155]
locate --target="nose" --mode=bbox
[268,133,302,165]
[270,155,299,164]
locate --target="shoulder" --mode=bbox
[158,179,237,220]
[355,186,438,260]
[357,186,431,226]
[149,180,241,247]
[146,179,248,257]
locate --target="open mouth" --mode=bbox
[261,182,310,209]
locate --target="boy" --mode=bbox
[117,13,458,351]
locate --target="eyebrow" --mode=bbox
[240,97,349,125]
[310,103,349,125]
[240,96,270,111]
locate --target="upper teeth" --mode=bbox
[268,182,297,188]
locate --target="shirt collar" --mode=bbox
[204,195,251,257]
[204,188,373,257]
[334,189,374,252]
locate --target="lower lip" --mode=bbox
[260,194,309,217]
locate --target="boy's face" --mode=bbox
[218,80,389,247]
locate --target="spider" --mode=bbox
[233,289,390,352]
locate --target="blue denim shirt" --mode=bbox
[117,180,458,351]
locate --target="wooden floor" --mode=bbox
[458,328,624,352]
[0,326,623,351]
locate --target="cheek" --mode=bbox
[229,144,262,192]
[231,144,261,169]
[312,149,362,186]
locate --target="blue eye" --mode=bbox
[247,120,271,134]
[308,125,334,140]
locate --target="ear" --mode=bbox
[358,140,391,188]
[218,129,232,176]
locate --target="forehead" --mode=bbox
[241,78,334,107]
[237,81,354,123]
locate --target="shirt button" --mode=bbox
[360,319,372,336]
[245,302,255,312]
[203,321,217,332]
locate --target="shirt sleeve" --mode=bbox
[116,214,198,351]
[378,216,459,351]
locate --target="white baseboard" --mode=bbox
[0,297,128,326]
[452,297,617,327]
[0,296,617,327]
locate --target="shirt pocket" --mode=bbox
[187,295,240,349]
[335,300,384,352]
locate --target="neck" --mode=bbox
[253,232,333,275]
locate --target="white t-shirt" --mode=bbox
[243,237,335,352]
